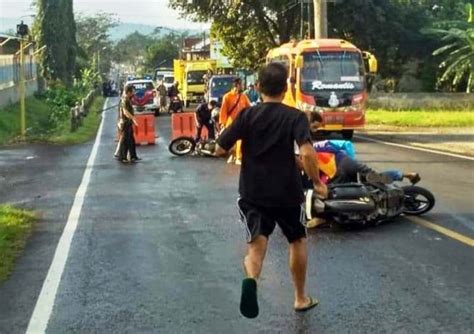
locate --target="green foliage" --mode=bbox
[35,0,77,87]
[49,96,105,145]
[0,97,51,144]
[144,33,181,70]
[425,3,474,92]
[169,0,301,70]
[43,83,82,130]
[75,67,101,94]
[0,94,104,145]
[0,205,35,281]
[75,13,118,78]
[113,32,155,65]
[170,0,471,89]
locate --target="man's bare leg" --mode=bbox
[240,235,268,318]
[244,235,268,278]
[289,237,314,309]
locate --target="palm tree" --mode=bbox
[426,4,474,92]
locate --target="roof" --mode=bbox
[125,79,154,85]
[296,39,358,50]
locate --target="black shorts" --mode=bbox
[237,198,306,243]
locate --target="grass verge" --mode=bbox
[366,110,474,127]
[0,205,36,282]
[0,95,105,145]
[0,96,51,145]
[48,96,105,144]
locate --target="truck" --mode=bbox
[267,39,377,140]
[173,59,217,107]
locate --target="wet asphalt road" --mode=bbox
[1,97,473,333]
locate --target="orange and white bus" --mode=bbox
[267,39,377,139]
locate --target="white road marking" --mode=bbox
[355,135,474,161]
[26,98,109,334]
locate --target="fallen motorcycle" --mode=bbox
[305,176,435,226]
[168,137,217,157]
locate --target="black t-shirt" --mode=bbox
[196,103,212,123]
[217,102,312,207]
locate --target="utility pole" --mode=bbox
[300,0,304,39]
[313,0,328,39]
[17,21,29,138]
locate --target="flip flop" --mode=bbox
[240,278,259,318]
[295,297,319,312]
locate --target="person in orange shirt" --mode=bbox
[219,77,251,165]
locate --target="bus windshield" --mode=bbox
[301,51,365,93]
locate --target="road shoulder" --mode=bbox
[359,125,474,157]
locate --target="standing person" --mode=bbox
[168,81,181,113]
[117,85,140,163]
[216,63,328,318]
[245,83,260,106]
[156,80,167,113]
[195,100,216,142]
[219,77,251,165]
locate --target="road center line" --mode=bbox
[26,98,109,334]
[409,216,474,248]
[355,135,474,161]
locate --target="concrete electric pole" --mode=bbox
[313,0,328,39]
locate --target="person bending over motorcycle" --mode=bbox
[303,112,420,186]
[195,100,216,142]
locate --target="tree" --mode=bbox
[169,0,301,70]
[425,3,474,92]
[113,32,155,65]
[144,33,181,70]
[75,13,118,77]
[35,0,77,87]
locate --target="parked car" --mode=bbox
[206,75,235,106]
[125,79,159,114]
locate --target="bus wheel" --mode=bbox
[342,130,354,140]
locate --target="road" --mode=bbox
[1,97,473,333]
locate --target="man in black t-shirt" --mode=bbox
[195,100,216,141]
[216,63,328,318]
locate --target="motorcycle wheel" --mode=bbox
[402,186,435,215]
[168,137,196,156]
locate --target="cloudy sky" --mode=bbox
[0,0,208,29]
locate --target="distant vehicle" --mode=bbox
[125,79,159,115]
[174,59,217,107]
[155,68,173,82]
[206,75,235,106]
[267,39,378,140]
[163,74,175,90]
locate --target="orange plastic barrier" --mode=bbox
[171,112,208,140]
[134,113,156,145]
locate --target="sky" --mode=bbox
[0,0,209,30]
